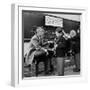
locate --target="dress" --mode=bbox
[56,36,66,57]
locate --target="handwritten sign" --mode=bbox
[45,16,63,27]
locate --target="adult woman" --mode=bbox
[25,26,48,65]
[70,30,80,72]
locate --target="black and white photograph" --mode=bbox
[23,9,80,78]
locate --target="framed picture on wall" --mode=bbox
[11,4,87,87]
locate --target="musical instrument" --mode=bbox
[62,30,71,40]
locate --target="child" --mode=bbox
[55,27,66,76]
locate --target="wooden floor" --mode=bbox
[64,66,80,76]
[24,65,80,77]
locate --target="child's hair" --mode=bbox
[56,27,63,33]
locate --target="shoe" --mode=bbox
[73,68,80,72]
[58,73,64,76]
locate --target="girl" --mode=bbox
[55,27,66,76]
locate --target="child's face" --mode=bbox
[55,31,62,37]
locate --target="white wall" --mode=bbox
[0,0,89,89]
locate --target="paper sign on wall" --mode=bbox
[45,15,63,27]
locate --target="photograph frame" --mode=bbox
[11,4,87,87]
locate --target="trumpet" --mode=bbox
[62,30,71,40]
